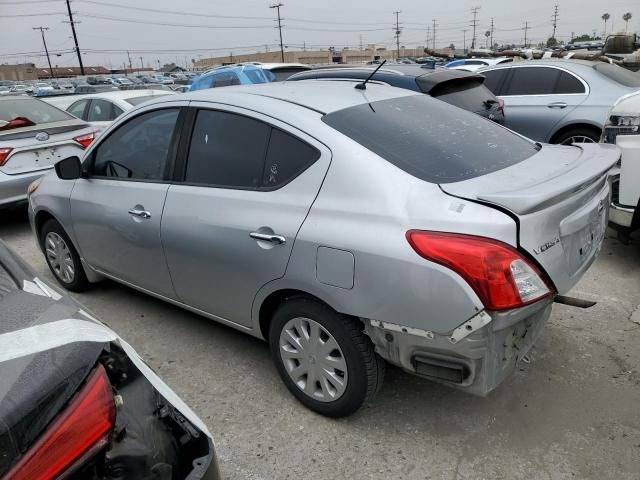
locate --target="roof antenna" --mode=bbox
[355,60,387,90]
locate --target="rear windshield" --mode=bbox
[426,79,496,111]
[322,95,537,183]
[0,98,73,124]
[593,63,640,87]
[125,95,165,106]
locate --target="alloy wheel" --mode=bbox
[279,317,348,402]
[45,232,75,284]
[560,135,597,145]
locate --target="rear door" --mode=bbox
[440,143,620,294]
[161,104,331,326]
[485,65,588,142]
[70,105,185,298]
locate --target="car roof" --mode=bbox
[177,80,419,114]
[479,59,599,70]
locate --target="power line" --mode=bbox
[269,3,285,62]
[470,6,480,49]
[64,0,84,75]
[393,10,401,59]
[32,26,54,78]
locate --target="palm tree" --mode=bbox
[601,13,610,35]
[623,12,632,32]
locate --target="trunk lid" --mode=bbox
[440,143,620,294]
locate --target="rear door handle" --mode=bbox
[128,207,151,219]
[547,102,568,109]
[250,232,286,245]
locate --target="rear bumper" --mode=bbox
[364,297,553,396]
[609,201,635,228]
[0,169,49,208]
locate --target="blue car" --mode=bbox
[189,65,273,91]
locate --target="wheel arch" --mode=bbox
[549,121,603,144]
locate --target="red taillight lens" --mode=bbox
[0,147,13,166]
[406,231,553,311]
[72,131,97,150]
[5,364,116,480]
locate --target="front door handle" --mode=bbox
[250,232,286,245]
[128,207,151,219]
[547,102,568,109]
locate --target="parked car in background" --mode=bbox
[288,65,506,124]
[29,82,618,417]
[603,90,640,242]
[0,86,11,96]
[189,64,273,90]
[110,77,133,86]
[171,85,191,93]
[0,96,99,208]
[257,62,312,81]
[479,60,640,144]
[445,57,513,72]
[86,76,112,86]
[74,84,120,94]
[44,89,175,128]
[10,84,30,94]
[0,240,221,479]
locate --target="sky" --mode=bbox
[1,0,638,69]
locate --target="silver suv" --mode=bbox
[28,82,618,416]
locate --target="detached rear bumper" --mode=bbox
[0,169,49,208]
[364,298,553,396]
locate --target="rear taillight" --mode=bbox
[0,147,13,166]
[406,231,553,311]
[72,131,97,149]
[5,364,116,480]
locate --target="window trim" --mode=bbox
[82,106,187,184]
[486,64,589,98]
[174,106,321,192]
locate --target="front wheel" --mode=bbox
[40,219,89,292]
[269,297,385,417]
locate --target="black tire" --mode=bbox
[269,297,385,417]
[40,219,89,292]
[553,127,601,145]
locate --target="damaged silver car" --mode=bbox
[0,241,220,479]
[27,82,619,417]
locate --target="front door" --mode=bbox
[70,107,183,298]
[161,105,331,326]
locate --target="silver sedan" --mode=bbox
[479,59,640,144]
[28,82,619,416]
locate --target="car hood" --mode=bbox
[0,242,213,477]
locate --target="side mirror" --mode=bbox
[54,156,82,180]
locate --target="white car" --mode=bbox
[445,57,514,72]
[604,91,640,242]
[43,89,174,128]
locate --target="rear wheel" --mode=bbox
[553,127,600,145]
[269,297,385,417]
[41,219,89,292]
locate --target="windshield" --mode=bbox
[593,63,640,88]
[0,98,73,124]
[322,95,537,184]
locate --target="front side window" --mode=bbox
[91,108,179,181]
[503,67,560,95]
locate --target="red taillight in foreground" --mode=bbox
[72,131,97,150]
[0,148,13,167]
[406,231,554,311]
[4,364,116,480]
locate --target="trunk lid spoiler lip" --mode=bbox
[440,143,620,215]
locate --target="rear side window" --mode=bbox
[185,110,270,188]
[322,95,537,184]
[503,67,560,95]
[263,129,320,188]
[67,100,88,119]
[429,80,496,112]
[87,99,121,122]
[480,69,509,95]
[555,71,585,94]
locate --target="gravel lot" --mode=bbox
[2,207,639,480]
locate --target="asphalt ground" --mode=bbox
[2,207,639,480]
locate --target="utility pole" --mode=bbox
[425,25,430,49]
[463,29,467,54]
[270,3,285,63]
[432,19,437,50]
[32,27,54,79]
[552,4,559,39]
[393,10,401,59]
[64,0,84,75]
[490,17,495,50]
[359,34,363,50]
[126,50,132,76]
[139,56,143,70]
[470,6,480,50]
[523,21,530,48]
